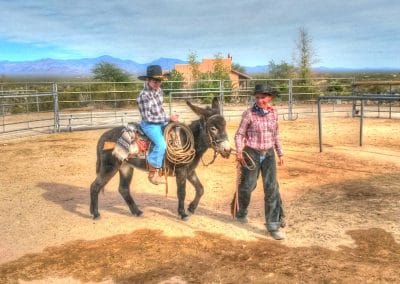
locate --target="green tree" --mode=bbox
[292,27,319,100]
[185,51,233,103]
[197,53,232,103]
[91,62,130,82]
[187,51,201,81]
[293,27,318,81]
[268,60,296,79]
[168,69,185,82]
[165,69,185,97]
[232,63,246,74]
[211,53,230,80]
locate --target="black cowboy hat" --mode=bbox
[138,65,167,81]
[253,84,279,96]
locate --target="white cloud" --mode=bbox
[0,0,399,67]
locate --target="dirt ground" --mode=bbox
[0,116,399,283]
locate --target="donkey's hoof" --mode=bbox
[134,210,143,217]
[188,206,196,214]
[180,214,190,221]
[92,213,101,220]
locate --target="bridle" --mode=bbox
[201,113,228,166]
[200,113,256,170]
[207,114,226,146]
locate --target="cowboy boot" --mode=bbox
[148,165,165,185]
[269,230,285,240]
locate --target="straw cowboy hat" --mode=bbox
[138,65,167,81]
[253,84,279,96]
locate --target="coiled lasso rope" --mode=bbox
[164,122,195,165]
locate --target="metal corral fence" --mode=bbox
[317,94,400,152]
[1,78,400,141]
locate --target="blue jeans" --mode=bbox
[140,121,166,168]
[237,146,285,231]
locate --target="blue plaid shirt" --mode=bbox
[137,83,167,123]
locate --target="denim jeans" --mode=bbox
[237,146,284,231]
[140,121,166,168]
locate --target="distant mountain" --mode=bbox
[315,66,400,73]
[0,56,398,77]
[0,55,186,77]
[244,65,267,74]
[0,55,267,77]
[247,65,400,75]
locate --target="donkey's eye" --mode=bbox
[209,126,217,133]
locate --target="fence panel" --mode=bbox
[0,82,55,140]
[1,79,399,141]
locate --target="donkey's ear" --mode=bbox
[211,97,221,114]
[186,100,209,117]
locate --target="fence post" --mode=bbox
[25,89,29,114]
[1,85,4,132]
[318,98,323,152]
[219,80,224,115]
[36,90,40,112]
[359,99,364,146]
[169,91,172,116]
[52,82,60,132]
[113,83,117,121]
[288,79,293,120]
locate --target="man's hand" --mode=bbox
[278,156,284,166]
[236,151,244,164]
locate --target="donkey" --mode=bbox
[90,97,231,220]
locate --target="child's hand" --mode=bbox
[170,114,179,122]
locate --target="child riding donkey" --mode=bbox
[136,65,179,185]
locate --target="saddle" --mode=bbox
[103,122,150,161]
[103,122,195,169]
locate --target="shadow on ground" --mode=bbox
[0,228,399,283]
[37,181,267,236]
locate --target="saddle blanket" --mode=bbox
[110,123,148,161]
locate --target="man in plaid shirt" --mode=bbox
[234,84,285,240]
[137,65,178,185]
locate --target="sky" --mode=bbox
[0,0,399,69]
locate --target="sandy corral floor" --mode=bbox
[0,116,399,283]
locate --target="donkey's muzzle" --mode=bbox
[218,140,231,158]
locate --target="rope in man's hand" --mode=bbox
[230,149,256,218]
[231,161,241,218]
[231,149,256,170]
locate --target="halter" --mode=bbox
[206,114,225,146]
[201,113,227,166]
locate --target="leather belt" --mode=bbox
[259,150,268,156]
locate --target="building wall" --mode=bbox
[174,58,240,86]
[173,57,253,91]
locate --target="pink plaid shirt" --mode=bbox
[234,107,283,156]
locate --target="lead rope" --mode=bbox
[201,122,219,167]
[201,150,218,166]
[163,159,168,198]
[231,149,256,170]
[231,161,241,218]
[230,149,256,218]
